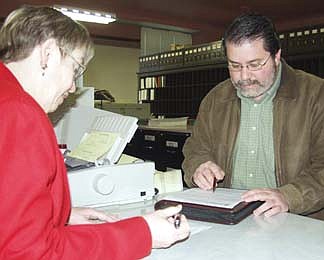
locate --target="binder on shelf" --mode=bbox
[150,89,155,101]
[154,188,263,225]
[140,78,145,89]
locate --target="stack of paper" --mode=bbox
[148,117,188,128]
[154,169,183,194]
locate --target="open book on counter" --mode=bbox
[155,188,263,225]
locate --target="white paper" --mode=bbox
[189,220,213,235]
[162,188,246,209]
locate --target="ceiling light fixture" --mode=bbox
[54,6,116,24]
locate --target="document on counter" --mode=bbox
[68,131,120,163]
[162,188,245,209]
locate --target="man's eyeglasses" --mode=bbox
[61,48,86,80]
[227,54,272,72]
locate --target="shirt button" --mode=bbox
[251,126,257,130]
[249,173,253,177]
[253,104,258,107]
[250,150,255,154]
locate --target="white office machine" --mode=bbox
[54,105,155,207]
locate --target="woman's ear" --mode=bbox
[39,38,59,71]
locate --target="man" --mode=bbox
[182,13,324,220]
[0,6,189,259]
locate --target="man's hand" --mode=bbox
[68,207,119,225]
[143,205,190,248]
[241,188,289,217]
[193,161,225,190]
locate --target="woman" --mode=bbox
[0,6,189,259]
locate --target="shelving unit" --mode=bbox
[138,40,228,118]
[280,25,324,78]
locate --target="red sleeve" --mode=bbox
[0,97,152,259]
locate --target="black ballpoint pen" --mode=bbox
[212,177,217,192]
[174,214,181,229]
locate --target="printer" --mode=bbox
[54,105,155,207]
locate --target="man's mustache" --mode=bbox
[236,79,260,87]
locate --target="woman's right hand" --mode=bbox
[143,205,190,248]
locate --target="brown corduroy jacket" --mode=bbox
[183,60,324,220]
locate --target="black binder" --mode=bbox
[155,198,263,225]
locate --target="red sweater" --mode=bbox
[0,62,152,259]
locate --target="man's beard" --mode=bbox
[233,79,268,99]
[232,66,277,99]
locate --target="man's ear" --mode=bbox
[274,49,281,66]
[39,38,59,69]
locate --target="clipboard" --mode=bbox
[155,198,263,225]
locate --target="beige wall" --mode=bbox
[84,44,140,103]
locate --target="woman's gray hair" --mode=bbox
[0,6,94,64]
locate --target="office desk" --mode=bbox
[98,200,324,260]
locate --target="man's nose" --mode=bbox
[240,66,250,80]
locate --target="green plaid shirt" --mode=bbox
[231,63,282,189]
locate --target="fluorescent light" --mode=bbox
[54,6,116,24]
